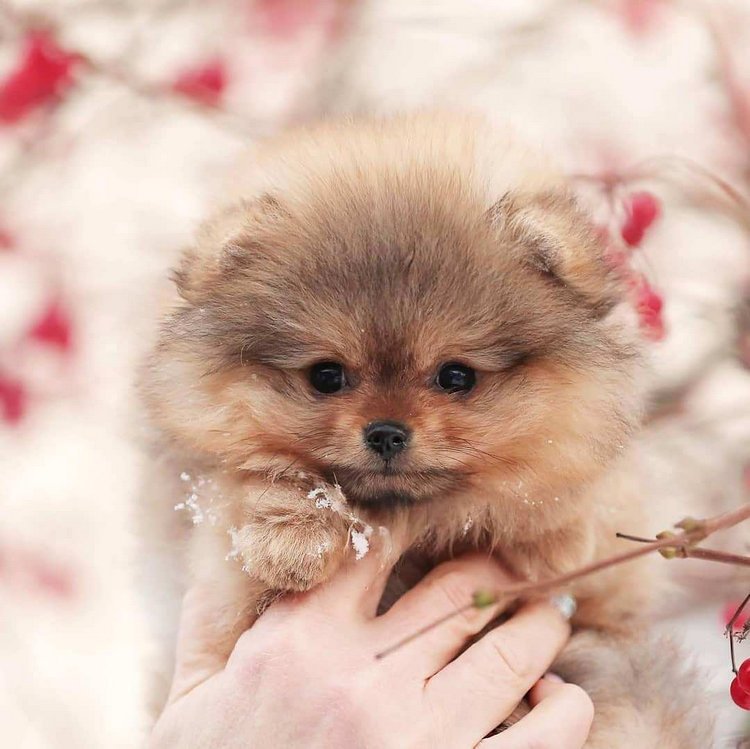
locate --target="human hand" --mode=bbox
[149,551,593,748]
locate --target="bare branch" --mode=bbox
[376,503,750,659]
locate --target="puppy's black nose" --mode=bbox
[364,421,410,460]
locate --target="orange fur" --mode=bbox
[141,114,708,745]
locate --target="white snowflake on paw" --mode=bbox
[312,540,332,558]
[351,524,373,560]
[308,486,333,508]
[225,526,242,561]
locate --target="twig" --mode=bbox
[571,154,750,231]
[727,593,750,673]
[618,531,750,673]
[615,533,750,567]
[375,602,475,659]
[492,505,750,598]
[76,52,261,139]
[681,548,750,567]
[376,503,750,659]
[615,532,654,543]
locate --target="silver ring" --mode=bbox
[550,593,577,621]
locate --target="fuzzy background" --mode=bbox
[1,0,750,746]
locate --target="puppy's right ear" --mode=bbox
[173,194,286,303]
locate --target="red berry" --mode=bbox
[639,288,663,314]
[731,677,750,709]
[0,375,26,424]
[618,0,662,35]
[253,0,321,37]
[0,31,78,124]
[29,556,76,599]
[640,312,665,341]
[723,601,750,631]
[631,278,665,340]
[172,60,226,106]
[0,227,14,250]
[621,191,661,247]
[28,298,73,351]
[738,660,750,693]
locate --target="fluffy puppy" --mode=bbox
[142,114,710,746]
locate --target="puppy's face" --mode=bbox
[146,123,640,512]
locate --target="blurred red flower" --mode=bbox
[626,273,666,341]
[252,0,324,37]
[172,59,227,106]
[724,599,750,631]
[621,191,661,247]
[618,0,664,35]
[0,227,14,250]
[0,374,26,424]
[0,31,79,124]
[28,298,73,352]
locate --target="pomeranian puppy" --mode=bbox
[142,114,710,746]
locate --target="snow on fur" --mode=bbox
[307,483,377,559]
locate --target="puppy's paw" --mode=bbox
[232,516,348,592]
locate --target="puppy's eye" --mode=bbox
[436,363,476,393]
[309,362,346,394]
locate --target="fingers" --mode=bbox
[373,553,514,674]
[306,526,408,618]
[479,676,594,748]
[168,580,253,704]
[425,600,571,745]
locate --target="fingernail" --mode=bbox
[544,672,565,683]
[549,593,577,621]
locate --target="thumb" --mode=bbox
[167,577,259,704]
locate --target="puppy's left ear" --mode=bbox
[488,190,616,314]
[173,194,287,304]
